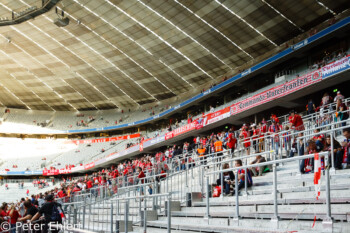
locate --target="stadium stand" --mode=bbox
[1,2,350,232]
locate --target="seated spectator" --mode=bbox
[216,163,234,195]
[324,135,343,169]
[302,139,322,174]
[250,155,267,176]
[233,159,252,195]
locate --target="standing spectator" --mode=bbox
[214,137,223,159]
[227,130,237,157]
[289,110,304,131]
[7,203,19,233]
[197,144,207,165]
[283,126,291,157]
[334,91,344,102]
[18,201,39,231]
[258,122,267,152]
[251,125,259,153]
[335,99,348,127]
[240,127,250,155]
[320,93,333,110]
[30,195,64,233]
[268,121,280,156]
[306,99,316,115]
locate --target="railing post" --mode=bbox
[244,158,248,196]
[323,155,333,232]
[167,195,171,233]
[125,200,129,233]
[220,164,224,198]
[185,161,188,188]
[205,176,210,219]
[82,203,86,229]
[110,202,114,233]
[271,152,279,228]
[329,132,336,174]
[144,199,147,233]
[232,173,239,226]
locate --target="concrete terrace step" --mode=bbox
[146,220,290,233]
[156,217,350,233]
[174,203,350,221]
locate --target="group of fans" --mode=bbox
[0,191,65,233]
[0,91,349,231]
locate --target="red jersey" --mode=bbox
[291,114,304,130]
[87,180,93,189]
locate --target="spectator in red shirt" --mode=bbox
[258,122,267,152]
[240,127,250,155]
[72,185,81,193]
[289,110,304,131]
[7,204,19,232]
[270,113,279,124]
[86,179,93,189]
[227,130,237,156]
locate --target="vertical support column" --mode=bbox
[323,155,333,232]
[271,152,279,228]
[205,176,210,219]
[232,173,240,226]
[125,200,129,233]
[329,133,336,174]
[244,158,248,196]
[110,203,114,233]
[167,195,171,233]
[144,199,147,233]
[220,164,224,198]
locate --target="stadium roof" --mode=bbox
[0,0,348,111]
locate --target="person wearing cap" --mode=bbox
[30,195,64,233]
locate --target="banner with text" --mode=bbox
[202,107,230,126]
[321,55,350,79]
[230,69,322,115]
[68,133,140,145]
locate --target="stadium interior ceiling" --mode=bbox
[0,0,349,111]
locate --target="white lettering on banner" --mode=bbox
[321,55,349,79]
[68,133,140,145]
[242,68,251,76]
[174,105,180,110]
[293,39,308,50]
[207,112,230,125]
[203,89,211,95]
[230,69,322,115]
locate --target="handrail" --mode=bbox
[206,152,328,175]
